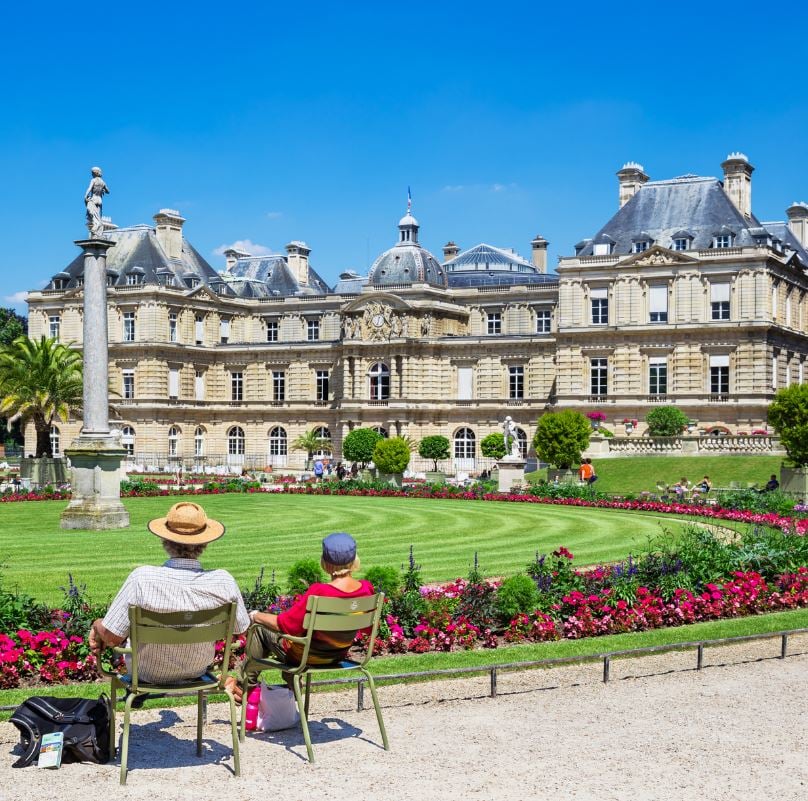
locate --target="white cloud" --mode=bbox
[213,239,274,257]
[442,182,518,194]
[441,184,465,193]
[4,290,29,304]
[265,211,283,220]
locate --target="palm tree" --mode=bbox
[0,336,83,458]
[291,428,331,469]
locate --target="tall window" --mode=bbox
[168,368,179,399]
[227,426,245,462]
[649,357,667,395]
[49,315,61,340]
[220,318,230,344]
[168,312,178,342]
[710,355,729,395]
[168,426,180,457]
[457,366,473,400]
[772,355,778,389]
[272,370,285,402]
[121,426,135,457]
[486,311,502,335]
[590,358,608,396]
[710,283,730,320]
[231,371,243,402]
[307,320,320,341]
[515,427,528,458]
[123,312,135,342]
[453,428,476,459]
[122,370,135,400]
[591,288,608,325]
[268,426,287,464]
[266,320,279,342]
[50,426,60,457]
[195,370,205,401]
[509,366,524,399]
[194,426,205,458]
[535,309,551,334]
[649,285,668,323]
[771,284,779,319]
[369,362,390,400]
[195,315,204,344]
[313,426,332,456]
[316,369,330,401]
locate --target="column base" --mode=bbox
[60,436,130,530]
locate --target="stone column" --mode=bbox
[60,239,130,530]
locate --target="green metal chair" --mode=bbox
[239,592,388,763]
[96,603,241,785]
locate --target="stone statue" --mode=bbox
[502,415,520,459]
[420,314,431,337]
[391,313,403,337]
[85,167,109,238]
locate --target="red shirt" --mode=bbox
[277,580,375,665]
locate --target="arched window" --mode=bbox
[368,362,390,400]
[50,426,60,457]
[227,426,245,465]
[194,426,205,458]
[168,426,180,458]
[313,426,332,457]
[268,426,287,467]
[372,427,388,438]
[515,427,528,458]
[454,428,476,459]
[121,426,135,457]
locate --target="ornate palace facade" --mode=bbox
[26,155,808,470]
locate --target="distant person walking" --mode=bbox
[336,461,346,480]
[313,459,324,481]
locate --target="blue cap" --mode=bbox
[322,532,357,566]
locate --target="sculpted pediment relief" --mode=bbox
[620,245,697,267]
[342,301,404,341]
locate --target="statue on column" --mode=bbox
[84,167,109,239]
[502,415,520,459]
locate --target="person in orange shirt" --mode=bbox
[578,459,597,485]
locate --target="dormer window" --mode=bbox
[714,235,732,248]
[673,238,689,251]
[632,240,649,253]
[593,242,613,256]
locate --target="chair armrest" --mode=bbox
[94,645,131,680]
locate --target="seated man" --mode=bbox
[763,474,780,492]
[691,475,712,500]
[228,533,373,702]
[89,502,250,685]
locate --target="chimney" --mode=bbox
[721,153,754,217]
[153,208,186,260]
[285,240,311,286]
[786,202,808,248]
[616,162,649,208]
[101,216,118,233]
[531,234,549,273]
[222,247,251,272]
[443,241,460,262]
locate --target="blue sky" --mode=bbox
[2,1,808,310]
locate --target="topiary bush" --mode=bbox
[363,565,402,600]
[768,384,808,466]
[646,406,689,436]
[480,432,507,459]
[342,427,383,468]
[418,435,450,471]
[286,558,326,596]
[532,410,590,468]
[495,574,540,624]
[372,437,411,474]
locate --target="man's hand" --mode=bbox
[88,618,126,650]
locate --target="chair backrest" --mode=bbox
[297,593,385,668]
[127,603,237,689]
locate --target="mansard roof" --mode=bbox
[225,254,331,297]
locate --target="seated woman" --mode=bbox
[227,533,373,702]
[691,475,712,500]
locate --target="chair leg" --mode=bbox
[196,692,204,757]
[304,672,312,719]
[291,674,314,763]
[109,681,117,759]
[119,693,136,785]
[363,670,389,751]
[226,689,241,777]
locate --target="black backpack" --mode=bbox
[9,695,112,768]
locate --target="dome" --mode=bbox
[398,212,419,227]
[368,243,447,288]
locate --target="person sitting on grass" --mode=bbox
[578,459,596,485]
[226,533,373,704]
[89,502,250,689]
[763,474,780,492]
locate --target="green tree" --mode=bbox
[532,410,590,469]
[373,437,411,474]
[417,435,450,471]
[342,427,382,468]
[0,336,83,457]
[768,385,808,466]
[480,432,507,459]
[645,406,689,436]
[0,309,26,347]
[291,428,331,467]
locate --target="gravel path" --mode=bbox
[2,636,806,801]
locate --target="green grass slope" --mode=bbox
[0,494,687,603]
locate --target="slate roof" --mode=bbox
[760,221,808,265]
[226,255,331,296]
[48,225,219,289]
[367,243,448,288]
[573,176,770,257]
[444,243,535,272]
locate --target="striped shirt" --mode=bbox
[102,558,250,684]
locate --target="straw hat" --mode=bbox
[148,502,225,545]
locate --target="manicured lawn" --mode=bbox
[0,494,692,604]
[526,454,782,496]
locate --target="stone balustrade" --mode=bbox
[586,435,784,459]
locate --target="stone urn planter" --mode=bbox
[359,468,375,482]
[780,465,808,503]
[381,472,404,488]
[425,471,446,484]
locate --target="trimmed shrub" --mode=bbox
[363,565,402,600]
[480,432,507,459]
[418,435,450,471]
[286,558,326,596]
[646,406,689,436]
[532,410,590,468]
[373,437,411,474]
[495,574,540,624]
[768,385,808,466]
[343,427,383,467]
